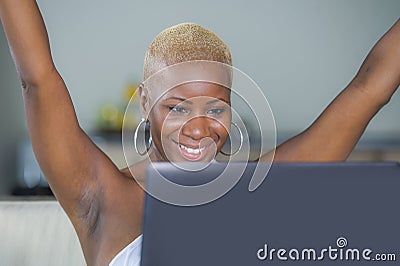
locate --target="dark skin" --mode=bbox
[1,1,399,265]
[144,82,232,163]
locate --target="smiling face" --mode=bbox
[144,82,231,163]
[140,23,233,162]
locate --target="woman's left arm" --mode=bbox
[262,18,400,162]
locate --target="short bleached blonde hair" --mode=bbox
[143,23,232,80]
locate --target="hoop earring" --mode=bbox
[134,118,152,156]
[220,122,243,156]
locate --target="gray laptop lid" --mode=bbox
[140,162,400,265]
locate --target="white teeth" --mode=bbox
[179,144,205,154]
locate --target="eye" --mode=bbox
[207,108,226,116]
[168,105,188,114]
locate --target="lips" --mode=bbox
[171,138,215,161]
[179,144,205,154]
[178,143,206,161]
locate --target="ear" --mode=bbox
[139,83,150,119]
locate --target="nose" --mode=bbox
[181,116,212,140]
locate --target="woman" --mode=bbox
[1,0,399,265]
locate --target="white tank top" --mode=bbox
[109,234,142,266]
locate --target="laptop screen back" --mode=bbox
[141,162,400,265]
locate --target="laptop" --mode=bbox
[140,162,400,265]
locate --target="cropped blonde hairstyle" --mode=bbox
[143,23,232,80]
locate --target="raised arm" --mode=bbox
[0,0,129,259]
[266,18,400,162]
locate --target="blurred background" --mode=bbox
[0,0,399,196]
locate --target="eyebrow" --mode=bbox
[206,98,230,105]
[163,97,230,105]
[163,97,193,104]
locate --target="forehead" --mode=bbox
[160,82,231,102]
[144,61,232,101]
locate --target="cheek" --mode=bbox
[219,126,230,143]
[148,109,179,141]
[214,113,231,133]
[148,107,164,142]
[210,118,230,143]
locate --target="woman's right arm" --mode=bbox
[0,0,129,258]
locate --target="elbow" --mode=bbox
[19,65,59,93]
[368,82,398,109]
[351,73,397,109]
